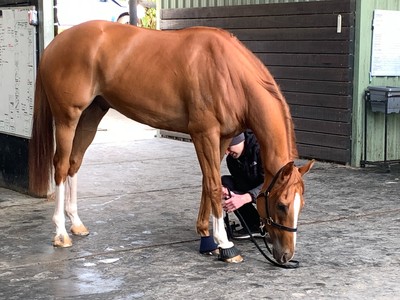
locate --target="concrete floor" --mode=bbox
[1,109,399,299]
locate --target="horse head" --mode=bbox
[257,160,314,265]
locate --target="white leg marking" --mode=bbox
[212,215,234,249]
[292,192,301,246]
[53,182,68,237]
[65,174,84,228]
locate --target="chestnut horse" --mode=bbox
[29,21,313,264]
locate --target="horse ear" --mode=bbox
[281,161,295,178]
[298,159,315,176]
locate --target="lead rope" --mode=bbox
[236,210,299,269]
[225,189,299,269]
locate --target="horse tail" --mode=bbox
[29,67,54,197]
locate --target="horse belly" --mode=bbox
[102,90,189,133]
[100,55,195,131]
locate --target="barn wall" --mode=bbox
[160,0,355,164]
[0,0,39,193]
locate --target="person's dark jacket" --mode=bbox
[226,130,264,203]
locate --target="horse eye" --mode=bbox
[277,203,288,214]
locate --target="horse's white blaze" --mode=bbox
[292,192,301,246]
[65,174,84,228]
[53,181,67,236]
[212,215,234,249]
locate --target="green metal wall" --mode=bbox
[353,0,400,166]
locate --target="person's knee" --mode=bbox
[221,175,235,190]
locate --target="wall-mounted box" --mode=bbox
[368,86,400,114]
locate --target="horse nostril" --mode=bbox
[273,247,294,265]
[281,252,292,264]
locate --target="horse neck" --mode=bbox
[246,93,297,177]
[255,127,293,177]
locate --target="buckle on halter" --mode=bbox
[266,217,273,226]
[259,222,266,235]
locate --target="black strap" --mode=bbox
[235,210,299,269]
[261,162,298,233]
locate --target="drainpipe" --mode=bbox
[38,0,55,54]
[129,0,138,26]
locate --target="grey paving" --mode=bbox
[0,110,399,299]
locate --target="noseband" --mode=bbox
[258,163,298,233]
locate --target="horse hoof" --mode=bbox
[224,255,244,263]
[52,234,72,248]
[218,246,243,263]
[70,224,90,236]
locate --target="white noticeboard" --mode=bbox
[370,9,400,77]
[0,6,36,138]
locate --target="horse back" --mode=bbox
[39,21,267,133]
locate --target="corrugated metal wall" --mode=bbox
[161,0,325,9]
[353,0,400,165]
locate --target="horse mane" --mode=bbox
[259,67,299,161]
[225,32,299,160]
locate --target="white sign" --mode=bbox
[0,6,36,138]
[370,9,400,77]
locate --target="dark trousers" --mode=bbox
[221,175,260,231]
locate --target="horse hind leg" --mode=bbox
[52,97,109,247]
[52,111,81,247]
[53,178,72,247]
[66,98,110,238]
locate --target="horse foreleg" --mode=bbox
[212,215,233,249]
[192,131,243,262]
[213,138,243,262]
[213,137,235,250]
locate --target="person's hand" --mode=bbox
[222,191,252,213]
[221,186,230,209]
[221,186,230,200]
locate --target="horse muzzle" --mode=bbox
[272,245,295,265]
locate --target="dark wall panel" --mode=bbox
[0,134,29,193]
[0,0,36,6]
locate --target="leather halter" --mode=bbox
[258,162,298,233]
